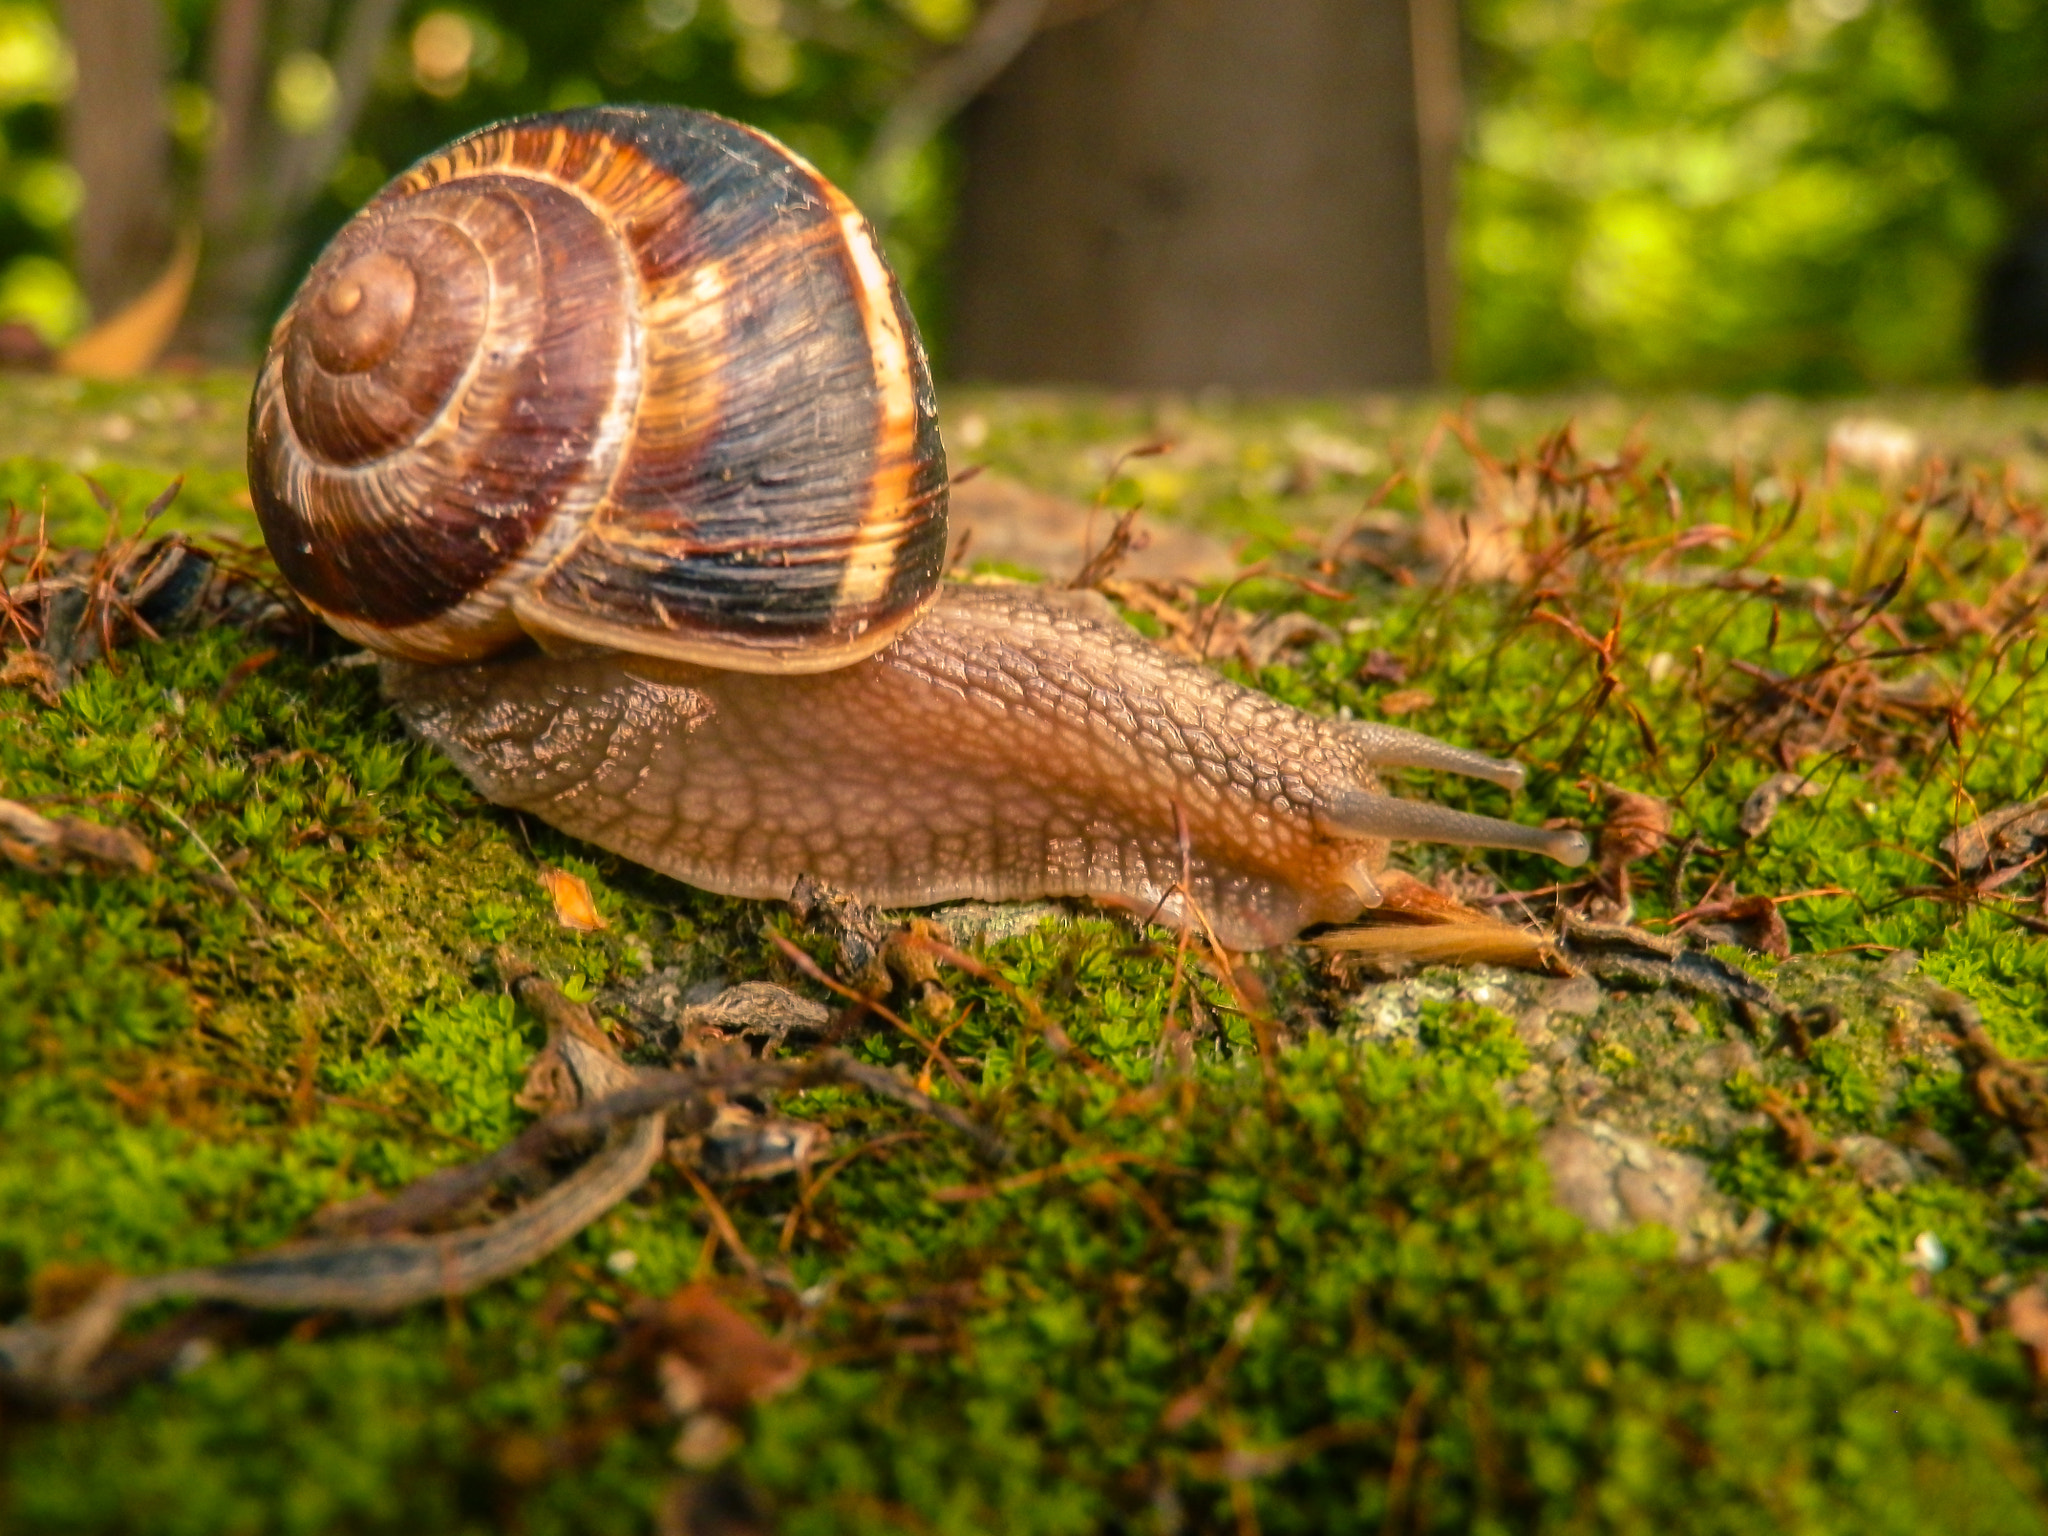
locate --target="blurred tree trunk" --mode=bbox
[952,0,1461,391]
[53,0,407,361]
[175,0,408,359]
[176,0,279,360]
[60,0,175,319]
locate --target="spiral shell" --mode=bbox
[249,106,948,670]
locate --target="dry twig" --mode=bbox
[0,954,1001,1405]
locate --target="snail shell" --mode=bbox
[249,106,947,672]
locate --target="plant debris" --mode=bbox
[1595,786,1671,918]
[0,797,154,874]
[1943,796,2048,881]
[1,480,289,694]
[0,953,996,1406]
[1933,988,2048,1169]
[539,867,607,932]
[1738,771,1822,839]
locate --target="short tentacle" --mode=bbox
[1319,789,1590,867]
[1339,861,1385,909]
[1346,721,1526,792]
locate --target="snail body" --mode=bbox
[252,106,1586,950]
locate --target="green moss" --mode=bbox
[6,389,2048,1531]
[737,1030,2043,1536]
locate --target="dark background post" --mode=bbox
[951,0,1458,391]
[59,0,175,319]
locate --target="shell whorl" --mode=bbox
[250,106,949,669]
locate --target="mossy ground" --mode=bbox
[4,378,2048,1533]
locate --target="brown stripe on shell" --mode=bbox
[287,117,700,659]
[251,171,635,643]
[255,108,947,668]
[398,119,693,243]
[506,110,946,672]
[281,214,487,467]
[728,127,946,650]
[810,176,946,629]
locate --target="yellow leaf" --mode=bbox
[1377,688,1437,717]
[539,867,607,931]
[57,225,199,380]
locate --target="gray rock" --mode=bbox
[931,900,1070,946]
[1533,973,1603,1020]
[682,982,831,1052]
[1542,1120,1751,1258]
[1340,964,1545,1046]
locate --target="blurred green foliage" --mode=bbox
[317,0,968,349]
[0,2,86,337]
[0,0,966,354]
[1461,0,2048,390]
[2,0,2047,386]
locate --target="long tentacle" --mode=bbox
[1347,721,1527,792]
[1320,788,1590,866]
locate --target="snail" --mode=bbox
[249,105,1588,951]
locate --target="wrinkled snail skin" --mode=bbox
[251,105,1589,951]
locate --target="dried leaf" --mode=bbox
[1734,897,1793,961]
[1358,649,1407,685]
[1314,921,1569,975]
[1598,789,1671,875]
[1738,773,1820,839]
[0,649,58,704]
[1683,893,1793,960]
[1312,871,1570,976]
[630,1285,806,1415]
[540,867,607,931]
[1721,648,1958,773]
[1376,688,1437,718]
[2004,1283,2048,1385]
[1943,797,2048,880]
[56,226,200,379]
